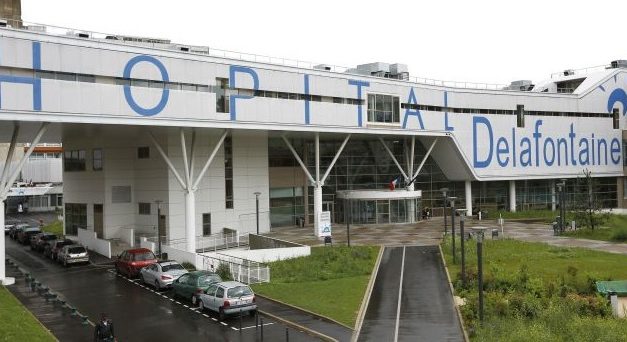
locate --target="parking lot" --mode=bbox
[5,237,319,341]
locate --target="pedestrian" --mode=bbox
[17,202,23,215]
[94,313,115,342]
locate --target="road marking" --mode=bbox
[240,323,274,331]
[202,314,209,318]
[231,327,239,331]
[211,317,218,321]
[169,298,175,302]
[220,322,228,326]
[394,246,406,342]
[183,304,189,308]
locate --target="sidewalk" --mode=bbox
[257,295,353,342]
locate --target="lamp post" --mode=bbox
[440,188,449,235]
[556,180,566,233]
[560,179,566,233]
[155,200,163,258]
[473,227,488,324]
[449,196,457,264]
[254,192,261,235]
[456,208,467,287]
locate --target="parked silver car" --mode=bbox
[57,244,89,267]
[198,281,257,320]
[139,260,188,290]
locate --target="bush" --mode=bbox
[610,225,627,242]
[216,262,233,281]
[181,262,196,271]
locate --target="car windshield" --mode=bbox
[133,252,155,261]
[43,235,57,241]
[198,274,221,286]
[161,263,184,272]
[227,286,253,298]
[68,247,86,254]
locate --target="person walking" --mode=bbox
[94,313,115,342]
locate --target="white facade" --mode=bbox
[0,25,624,253]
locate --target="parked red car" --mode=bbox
[114,248,158,278]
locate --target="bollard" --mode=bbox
[285,328,289,341]
[255,312,259,329]
[239,309,242,332]
[260,317,264,341]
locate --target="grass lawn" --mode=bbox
[42,220,63,236]
[0,286,56,342]
[251,245,380,327]
[495,209,557,222]
[442,238,627,341]
[563,215,627,242]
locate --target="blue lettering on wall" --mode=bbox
[123,55,169,117]
[472,116,622,168]
[607,88,627,115]
[473,116,493,168]
[402,88,425,129]
[348,80,369,127]
[0,41,41,110]
[303,74,310,124]
[229,65,259,121]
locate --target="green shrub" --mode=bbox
[181,262,196,271]
[216,262,233,281]
[610,225,627,242]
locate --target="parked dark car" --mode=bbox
[114,248,158,278]
[31,233,58,252]
[44,239,75,260]
[172,271,222,306]
[9,224,30,240]
[18,227,41,245]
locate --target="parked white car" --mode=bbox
[57,244,89,267]
[198,281,257,320]
[139,260,188,290]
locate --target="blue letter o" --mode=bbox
[123,55,170,116]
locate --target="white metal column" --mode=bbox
[551,180,556,211]
[509,180,517,212]
[465,181,472,216]
[0,200,10,285]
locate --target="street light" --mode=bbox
[345,198,351,247]
[440,188,449,235]
[254,192,261,235]
[456,208,467,287]
[472,226,489,324]
[449,196,457,264]
[155,200,163,258]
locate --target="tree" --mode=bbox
[571,169,609,230]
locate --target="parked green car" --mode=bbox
[172,271,222,306]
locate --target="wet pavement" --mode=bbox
[4,238,320,342]
[357,246,463,342]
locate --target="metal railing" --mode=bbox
[0,18,512,91]
[155,231,249,253]
[199,253,270,284]
[550,64,610,79]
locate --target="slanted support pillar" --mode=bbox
[465,181,472,217]
[509,180,517,213]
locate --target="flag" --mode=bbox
[389,177,400,190]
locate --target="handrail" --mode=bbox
[0,18,512,91]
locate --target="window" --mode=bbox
[517,105,525,128]
[202,213,211,236]
[93,148,103,171]
[215,287,225,299]
[224,136,234,209]
[139,202,151,215]
[367,94,400,123]
[64,203,87,235]
[63,149,86,171]
[216,78,229,113]
[137,147,150,159]
[613,108,620,129]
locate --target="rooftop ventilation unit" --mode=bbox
[563,69,575,76]
[347,62,410,80]
[610,60,627,69]
[505,80,534,91]
[314,64,332,71]
[77,32,90,38]
[0,20,7,27]
[179,46,190,52]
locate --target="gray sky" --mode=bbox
[21,0,627,85]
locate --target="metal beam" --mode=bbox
[192,130,228,191]
[0,124,19,192]
[315,133,320,184]
[149,131,187,190]
[189,130,197,183]
[409,136,415,178]
[1,123,49,199]
[378,137,408,181]
[281,135,315,185]
[412,137,438,180]
[180,128,192,190]
[320,134,351,185]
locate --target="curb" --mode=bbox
[351,245,385,342]
[438,243,470,342]
[257,294,352,330]
[258,310,338,342]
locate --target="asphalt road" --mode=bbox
[5,238,319,342]
[357,246,463,342]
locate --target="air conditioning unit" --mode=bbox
[77,32,90,38]
[610,60,627,69]
[179,46,190,52]
[563,69,574,76]
[314,64,332,71]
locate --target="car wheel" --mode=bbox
[191,295,198,306]
[154,280,161,291]
[115,265,121,275]
[219,308,225,321]
[198,300,205,312]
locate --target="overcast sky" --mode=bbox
[21,0,627,85]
